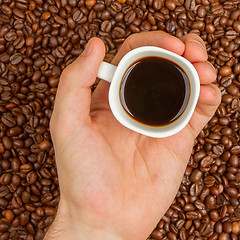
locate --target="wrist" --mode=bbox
[44,198,124,240]
[45,222,124,240]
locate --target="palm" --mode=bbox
[57,106,194,239]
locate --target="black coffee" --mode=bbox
[120,56,190,126]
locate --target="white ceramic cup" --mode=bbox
[97,46,200,138]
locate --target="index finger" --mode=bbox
[112,31,185,65]
[91,31,185,109]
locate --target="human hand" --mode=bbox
[44,32,221,240]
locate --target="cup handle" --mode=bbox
[97,61,117,83]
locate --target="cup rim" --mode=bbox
[108,46,200,138]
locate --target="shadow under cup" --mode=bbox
[119,56,191,127]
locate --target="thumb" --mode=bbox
[50,37,105,138]
[188,84,221,137]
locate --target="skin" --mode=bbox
[44,32,221,240]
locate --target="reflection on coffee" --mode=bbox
[120,56,190,126]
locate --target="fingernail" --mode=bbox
[82,39,93,56]
[209,84,220,96]
[206,61,216,73]
[190,40,206,52]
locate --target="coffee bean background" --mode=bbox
[0,0,239,239]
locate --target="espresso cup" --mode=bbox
[97,46,200,138]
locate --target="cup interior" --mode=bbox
[109,46,200,138]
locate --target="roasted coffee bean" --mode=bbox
[34,83,48,93]
[11,174,21,186]
[3,209,15,222]
[185,0,195,11]
[0,0,240,239]
[1,113,16,127]
[0,197,9,208]
[26,171,38,184]
[13,37,25,49]
[34,57,45,68]
[204,175,215,187]
[166,20,176,33]
[73,10,83,23]
[20,212,30,226]
[0,223,9,233]
[230,145,240,154]
[38,140,50,151]
[186,211,198,220]
[5,32,17,42]
[29,116,38,128]
[205,195,217,210]
[0,53,10,63]
[13,19,24,30]
[86,0,96,7]
[20,164,32,173]
[54,16,66,25]
[194,199,205,210]
[232,222,240,234]
[190,169,203,183]
[225,187,238,198]
[35,230,44,240]
[219,66,232,76]
[55,46,66,58]
[0,173,11,185]
[0,232,10,240]
[11,158,21,172]
[101,20,112,32]
[12,196,23,208]
[21,191,31,203]
[0,186,9,197]
[201,156,214,167]
[41,192,53,203]
[213,144,224,155]
[2,136,12,150]
[93,3,105,12]
[46,55,55,65]
[10,53,23,65]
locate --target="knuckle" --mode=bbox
[125,33,138,45]
[60,61,77,83]
[188,33,203,42]
[216,87,222,105]
[60,66,72,81]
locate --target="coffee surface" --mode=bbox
[120,57,190,126]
